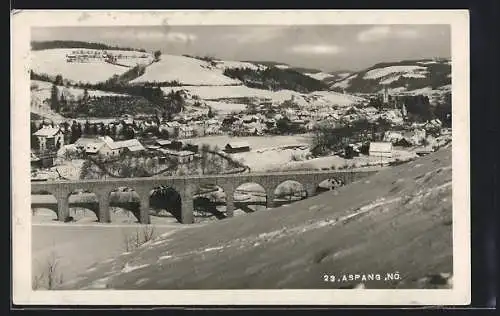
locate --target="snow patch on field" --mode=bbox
[158,254,173,261]
[205,101,248,114]
[121,263,150,273]
[213,60,266,71]
[304,72,334,81]
[203,246,224,252]
[274,64,290,69]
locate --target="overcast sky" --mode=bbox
[32,25,450,72]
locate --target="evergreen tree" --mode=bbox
[30,122,39,150]
[84,120,91,135]
[70,121,80,144]
[207,107,215,118]
[83,88,90,102]
[154,50,162,62]
[50,84,59,112]
[54,74,63,86]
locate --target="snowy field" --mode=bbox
[332,74,357,89]
[31,49,142,84]
[184,134,312,151]
[31,80,126,102]
[212,60,266,71]
[304,72,335,81]
[31,221,191,288]
[130,54,241,85]
[204,100,248,114]
[183,134,416,172]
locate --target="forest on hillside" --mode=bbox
[223,67,329,93]
[332,59,451,93]
[31,40,147,52]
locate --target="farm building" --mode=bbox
[225,142,251,153]
[33,125,65,152]
[369,142,393,158]
[78,136,145,158]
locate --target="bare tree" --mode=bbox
[122,225,157,252]
[32,251,64,290]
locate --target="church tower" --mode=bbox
[382,85,389,104]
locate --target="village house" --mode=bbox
[179,125,195,138]
[159,121,181,136]
[78,136,145,158]
[225,142,251,153]
[33,125,65,152]
[369,142,393,158]
[192,121,206,137]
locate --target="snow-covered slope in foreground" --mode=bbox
[59,147,452,290]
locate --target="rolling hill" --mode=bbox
[58,146,452,290]
[129,54,243,86]
[30,42,365,118]
[331,58,451,94]
[31,48,154,84]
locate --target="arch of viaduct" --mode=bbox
[31,169,379,224]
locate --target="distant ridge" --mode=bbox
[31,40,147,53]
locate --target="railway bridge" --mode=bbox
[31,169,380,224]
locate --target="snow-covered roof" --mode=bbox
[75,137,103,147]
[33,126,62,137]
[369,142,393,153]
[226,141,250,149]
[110,139,145,151]
[85,142,105,154]
[156,139,172,146]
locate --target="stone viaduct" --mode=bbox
[31,169,379,224]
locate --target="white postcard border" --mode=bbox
[11,10,470,306]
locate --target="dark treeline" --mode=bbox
[223,67,329,93]
[311,118,391,157]
[366,93,452,126]
[33,68,186,118]
[31,40,147,52]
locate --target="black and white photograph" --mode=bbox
[11,10,470,305]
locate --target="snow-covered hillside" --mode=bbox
[161,84,365,113]
[31,80,126,102]
[304,72,335,81]
[332,59,451,94]
[363,65,428,80]
[130,54,242,85]
[31,49,153,84]
[30,80,128,121]
[302,71,352,85]
[57,147,453,290]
